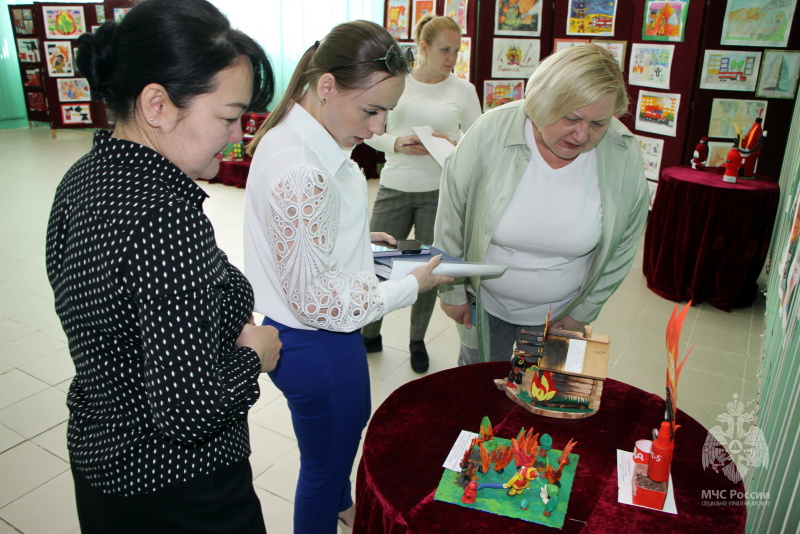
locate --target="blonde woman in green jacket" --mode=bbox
[433,45,648,365]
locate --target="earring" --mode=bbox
[320,99,327,107]
[149,118,158,124]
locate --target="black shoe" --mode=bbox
[409,340,429,373]
[364,334,383,353]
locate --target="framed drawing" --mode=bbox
[628,43,674,89]
[42,5,86,39]
[491,38,540,78]
[699,49,761,92]
[567,0,617,36]
[386,0,410,39]
[445,0,469,34]
[707,141,734,167]
[11,8,35,35]
[721,0,797,48]
[756,50,800,99]
[635,134,665,181]
[495,0,542,37]
[455,37,471,80]
[635,90,681,137]
[16,38,40,63]
[45,41,74,77]
[483,79,525,111]
[61,104,92,124]
[708,98,767,139]
[57,78,91,102]
[642,0,688,42]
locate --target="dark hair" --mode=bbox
[247,20,398,155]
[76,0,274,123]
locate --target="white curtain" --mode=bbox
[211,0,385,107]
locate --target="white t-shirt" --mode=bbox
[481,118,603,325]
[243,104,418,331]
[366,73,482,192]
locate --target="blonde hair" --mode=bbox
[523,44,629,128]
[247,20,399,155]
[414,15,461,48]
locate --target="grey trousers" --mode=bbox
[458,312,544,366]
[363,186,439,342]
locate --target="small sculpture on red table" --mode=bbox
[738,109,766,179]
[631,302,693,510]
[691,137,709,170]
[722,141,742,184]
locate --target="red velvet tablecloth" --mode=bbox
[643,165,779,311]
[355,362,746,534]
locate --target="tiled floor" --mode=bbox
[0,125,765,533]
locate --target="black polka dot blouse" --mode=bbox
[46,130,262,496]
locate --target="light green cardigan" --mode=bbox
[433,99,648,360]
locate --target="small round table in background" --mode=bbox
[643,165,779,311]
[354,362,747,533]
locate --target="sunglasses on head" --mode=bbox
[331,45,414,75]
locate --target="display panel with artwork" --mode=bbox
[628,43,674,89]
[495,0,541,37]
[491,38,540,78]
[756,50,800,99]
[553,38,589,53]
[699,49,761,92]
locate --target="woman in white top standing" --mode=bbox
[243,20,452,534]
[361,15,482,373]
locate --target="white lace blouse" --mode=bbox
[244,103,418,332]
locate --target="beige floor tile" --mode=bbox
[0,519,21,533]
[252,447,300,503]
[7,305,60,334]
[0,332,66,369]
[248,424,297,480]
[0,320,35,345]
[0,471,78,534]
[0,442,69,508]
[0,425,25,455]
[19,349,75,387]
[0,388,69,440]
[0,370,48,411]
[31,422,69,463]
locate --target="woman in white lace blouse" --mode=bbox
[243,20,451,534]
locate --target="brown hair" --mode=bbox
[413,15,461,48]
[247,20,399,155]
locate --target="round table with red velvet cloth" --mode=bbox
[643,165,779,311]
[354,362,746,534]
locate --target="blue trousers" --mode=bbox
[263,317,371,534]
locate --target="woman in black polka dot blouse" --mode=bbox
[45,1,281,532]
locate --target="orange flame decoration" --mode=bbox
[54,11,77,36]
[666,301,694,435]
[530,370,557,401]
